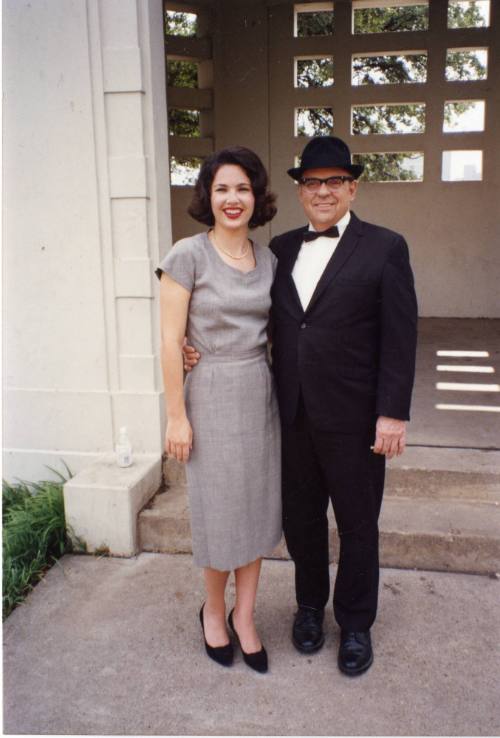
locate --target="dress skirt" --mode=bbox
[185,349,282,571]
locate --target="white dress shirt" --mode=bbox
[292,210,351,311]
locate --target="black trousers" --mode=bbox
[281,397,385,632]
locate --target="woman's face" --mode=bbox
[210,164,255,230]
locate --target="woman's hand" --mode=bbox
[166,416,193,463]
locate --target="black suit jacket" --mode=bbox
[269,211,418,432]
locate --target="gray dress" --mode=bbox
[156,232,282,571]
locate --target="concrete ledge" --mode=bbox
[162,447,500,490]
[64,454,162,557]
[391,446,500,474]
[139,483,500,575]
[161,455,500,505]
[386,467,500,501]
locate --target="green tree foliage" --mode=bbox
[167,59,198,88]
[296,10,333,36]
[297,108,333,137]
[170,156,203,185]
[353,5,428,33]
[353,153,423,182]
[352,104,425,135]
[169,109,200,137]
[352,53,427,85]
[297,58,334,88]
[448,1,488,28]
[165,10,197,37]
[445,49,487,80]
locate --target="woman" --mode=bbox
[156,147,281,673]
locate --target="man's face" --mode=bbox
[297,167,358,230]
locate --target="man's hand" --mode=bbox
[373,416,406,459]
[182,337,200,372]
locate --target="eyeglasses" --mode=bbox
[300,176,354,192]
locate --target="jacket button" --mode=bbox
[300,322,307,329]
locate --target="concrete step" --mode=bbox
[140,448,500,574]
[138,481,500,576]
[386,447,500,502]
[159,447,500,501]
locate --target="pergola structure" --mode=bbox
[166,0,499,317]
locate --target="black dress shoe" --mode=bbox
[338,630,373,676]
[292,606,325,653]
[199,604,233,667]
[228,609,268,673]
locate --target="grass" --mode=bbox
[2,467,73,620]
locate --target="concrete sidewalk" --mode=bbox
[3,553,499,736]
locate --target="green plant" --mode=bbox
[2,467,73,620]
[2,481,31,523]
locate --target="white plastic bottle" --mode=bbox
[116,426,133,468]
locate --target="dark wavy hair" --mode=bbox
[188,146,277,228]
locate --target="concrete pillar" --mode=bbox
[4,0,171,552]
[89,0,170,452]
[3,0,170,481]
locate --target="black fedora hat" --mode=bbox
[288,136,364,181]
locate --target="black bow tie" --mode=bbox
[303,225,339,242]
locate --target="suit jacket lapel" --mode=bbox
[305,212,363,315]
[281,227,308,316]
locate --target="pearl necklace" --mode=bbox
[210,232,251,260]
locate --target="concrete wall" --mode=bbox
[3,0,171,481]
[266,1,500,318]
[167,0,273,248]
[167,0,500,317]
[165,1,215,246]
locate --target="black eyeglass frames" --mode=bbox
[299,176,355,191]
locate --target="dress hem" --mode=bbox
[192,533,283,572]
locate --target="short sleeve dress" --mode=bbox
[156,232,282,571]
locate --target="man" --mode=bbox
[184,135,418,676]
[269,136,417,676]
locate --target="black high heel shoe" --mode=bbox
[228,608,268,673]
[199,604,233,667]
